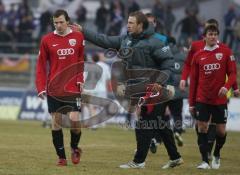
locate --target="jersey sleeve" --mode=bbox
[189,54,199,107]
[35,38,48,95]
[77,33,85,85]
[224,51,237,90]
[181,44,195,80]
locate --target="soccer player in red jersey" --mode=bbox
[189,25,237,169]
[36,9,84,166]
[180,19,239,160]
[180,18,239,95]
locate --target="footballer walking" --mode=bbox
[189,25,237,169]
[35,9,85,166]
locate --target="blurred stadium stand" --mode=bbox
[0,0,239,89]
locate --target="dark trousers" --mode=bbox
[133,104,181,163]
[165,99,183,134]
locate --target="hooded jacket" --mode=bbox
[82,24,173,78]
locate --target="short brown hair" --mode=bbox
[129,11,149,30]
[203,25,219,36]
[53,9,70,22]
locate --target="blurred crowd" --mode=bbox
[1,0,240,54]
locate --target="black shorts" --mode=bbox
[195,102,228,124]
[47,95,81,114]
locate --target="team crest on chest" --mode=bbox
[69,39,76,46]
[215,53,223,60]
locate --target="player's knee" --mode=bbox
[51,113,62,130]
[69,111,80,122]
[198,124,208,133]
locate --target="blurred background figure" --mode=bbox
[95,0,109,34]
[223,5,236,49]
[75,3,87,26]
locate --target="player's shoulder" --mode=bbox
[219,42,231,53]
[217,43,232,53]
[191,40,205,48]
[193,48,206,59]
[41,32,55,41]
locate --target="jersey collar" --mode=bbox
[53,28,73,36]
[204,44,219,51]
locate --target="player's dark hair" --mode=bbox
[203,24,219,35]
[205,18,219,27]
[53,9,70,22]
[129,11,149,30]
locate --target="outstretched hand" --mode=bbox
[69,23,83,32]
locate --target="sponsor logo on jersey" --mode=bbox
[57,48,75,56]
[69,39,76,46]
[203,63,220,72]
[215,53,223,60]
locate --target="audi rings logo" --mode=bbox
[57,48,74,56]
[204,63,220,71]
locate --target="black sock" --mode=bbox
[214,134,226,157]
[198,133,209,163]
[52,130,66,159]
[207,124,216,154]
[70,130,81,149]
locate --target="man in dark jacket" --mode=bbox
[76,11,183,169]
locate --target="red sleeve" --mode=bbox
[35,38,48,95]
[224,51,237,90]
[189,54,199,107]
[181,44,195,80]
[77,33,85,84]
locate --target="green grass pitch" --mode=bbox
[0,120,239,175]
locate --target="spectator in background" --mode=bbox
[223,6,236,49]
[0,0,6,25]
[233,15,240,52]
[75,3,87,25]
[151,0,165,25]
[185,0,199,16]
[109,0,125,19]
[0,25,14,52]
[128,0,140,15]
[17,12,34,43]
[5,3,19,38]
[95,0,109,33]
[39,10,53,37]
[107,3,124,36]
[175,9,200,47]
[164,5,175,36]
